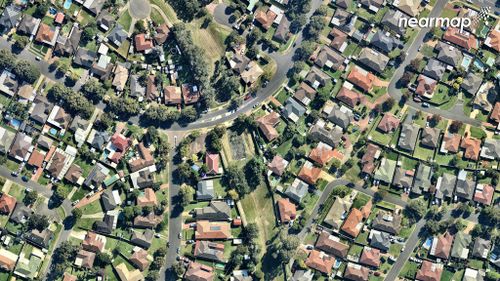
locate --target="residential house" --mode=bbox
[455,170,475,200]
[415,74,437,99]
[416,261,443,281]
[293,82,317,107]
[308,119,343,148]
[14,253,42,280]
[369,229,391,252]
[46,151,66,179]
[0,248,18,271]
[347,66,376,92]
[254,8,277,30]
[315,231,349,259]
[361,143,381,175]
[0,5,21,33]
[313,46,344,70]
[30,96,53,124]
[197,180,215,201]
[357,47,389,73]
[84,163,109,189]
[423,59,446,80]
[451,231,471,260]
[372,211,401,235]
[0,193,16,215]
[133,213,162,229]
[285,178,308,203]
[9,203,31,224]
[443,27,478,51]
[195,221,232,240]
[360,247,381,268]
[112,63,129,92]
[93,211,117,234]
[436,42,463,67]
[324,196,352,230]
[130,249,151,271]
[335,0,351,9]
[480,139,500,160]
[326,103,354,130]
[291,270,314,281]
[47,105,71,130]
[9,133,32,162]
[88,130,110,151]
[473,83,496,112]
[73,48,97,68]
[304,67,330,89]
[164,85,182,105]
[460,137,481,161]
[101,189,122,211]
[461,72,483,95]
[83,0,106,16]
[82,231,105,253]
[394,0,420,16]
[277,198,296,224]
[344,262,369,281]
[371,30,401,54]
[107,24,128,47]
[267,155,288,177]
[273,16,290,43]
[412,164,432,195]
[17,14,40,38]
[181,84,201,104]
[134,34,153,53]
[96,11,113,31]
[473,184,494,206]
[329,28,348,53]
[398,124,419,152]
[331,9,356,34]
[440,133,461,154]
[25,229,53,249]
[136,188,158,207]
[430,232,454,260]
[492,102,500,124]
[0,70,17,97]
[283,97,306,123]
[0,127,15,154]
[194,241,226,263]
[421,127,440,149]
[74,249,95,269]
[435,172,457,200]
[308,142,335,166]
[227,53,250,74]
[472,238,491,259]
[37,135,53,151]
[35,23,59,46]
[484,28,500,52]
[341,208,364,238]
[54,25,82,56]
[205,153,221,175]
[381,9,408,35]
[184,262,214,281]
[131,229,154,249]
[27,150,44,169]
[114,262,144,281]
[154,24,170,45]
[305,250,335,275]
[374,158,397,184]
[195,201,231,221]
[257,112,280,142]
[92,54,113,79]
[16,84,35,103]
[336,84,365,108]
[463,268,484,281]
[377,113,400,133]
[298,161,322,185]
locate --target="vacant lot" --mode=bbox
[221,130,256,167]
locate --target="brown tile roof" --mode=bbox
[443,27,478,50]
[416,261,443,281]
[359,247,381,267]
[298,163,322,185]
[0,193,16,215]
[341,208,364,238]
[62,273,77,281]
[305,250,335,275]
[181,84,201,105]
[28,150,44,168]
[75,249,95,268]
[130,249,150,271]
[136,188,158,207]
[64,164,83,184]
[491,102,500,124]
[473,184,494,205]
[185,262,214,281]
[195,221,231,240]
[47,151,66,178]
[329,28,348,51]
[309,145,335,166]
[293,82,317,105]
[146,75,158,101]
[361,143,380,174]
[416,74,437,98]
[254,8,277,30]
[82,231,104,253]
[164,85,182,104]
[431,232,453,259]
[361,200,372,218]
[442,134,461,153]
[460,137,481,161]
[486,29,500,52]
[347,66,376,92]
[257,112,280,142]
[315,231,349,258]
[35,23,55,44]
[134,34,153,52]
[277,198,296,223]
[133,213,162,228]
[268,155,286,176]
[344,262,370,281]
[154,23,170,45]
[336,86,365,108]
[129,143,155,173]
[205,153,219,174]
[377,113,400,133]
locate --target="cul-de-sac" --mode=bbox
[0,0,498,280]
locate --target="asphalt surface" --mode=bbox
[129,0,151,20]
[387,0,482,127]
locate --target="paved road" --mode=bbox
[129,0,151,20]
[387,0,482,127]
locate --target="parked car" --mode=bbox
[422,102,430,108]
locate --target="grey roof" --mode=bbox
[83,0,106,16]
[93,212,115,234]
[291,270,314,281]
[327,104,354,129]
[371,31,402,54]
[197,180,214,201]
[30,96,53,124]
[372,212,401,235]
[194,240,226,263]
[84,164,107,189]
[314,46,344,69]
[420,127,441,148]
[451,231,471,259]
[54,26,82,57]
[273,16,290,43]
[96,11,114,31]
[455,170,475,200]
[130,75,146,98]
[435,173,456,199]
[9,132,31,161]
[17,14,39,36]
[461,72,482,95]
[412,164,432,195]
[91,130,110,150]
[195,201,231,221]
[0,5,21,31]
[358,47,389,73]
[398,124,419,152]
[101,189,118,211]
[335,0,351,9]
[436,42,463,67]
[480,138,500,160]
[107,24,128,47]
[25,229,53,249]
[308,121,343,147]
[423,58,446,80]
[472,238,490,259]
[283,97,307,120]
[392,167,414,189]
[228,53,250,74]
[136,170,154,189]
[9,203,32,224]
[285,179,309,203]
[131,229,154,249]
[0,127,15,153]
[370,230,390,251]
[37,135,53,150]
[332,9,356,34]
[360,0,384,8]
[69,116,89,132]
[381,9,408,35]
[304,67,330,88]
[73,48,97,68]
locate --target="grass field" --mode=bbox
[118,10,133,31]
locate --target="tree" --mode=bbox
[373,190,387,203]
[331,185,352,198]
[449,120,463,133]
[180,107,198,123]
[95,252,112,267]
[27,214,50,231]
[34,3,49,18]
[13,36,29,50]
[405,198,427,221]
[14,60,40,83]
[135,20,147,33]
[82,23,98,44]
[244,158,265,189]
[54,186,70,202]
[179,185,195,207]
[81,79,106,104]
[271,229,300,265]
[108,97,140,117]
[23,190,38,206]
[51,241,78,277]
[72,208,83,221]
[294,40,316,61]
[409,58,421,71]
[223,165,249,196]
[429,114,442,126]
[0,49,16,70]
[146,270,160,281]
[382,97,395,112]
[173,262,185,277]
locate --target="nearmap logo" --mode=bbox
[398,17,472,32]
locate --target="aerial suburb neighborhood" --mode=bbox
[0,0,498,280]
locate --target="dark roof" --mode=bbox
[54,26,82,57]
[371,31,401,54]
[381,9,408,35]
[17,14,40,36]
[101,189,118,211]
[372,212,401,235]
[131,229,154,249]
[273,16,290,43]
[423,59,446,80]
[93,213,115,234]
[436,41,463,67]
[73,48,97,68]
[24,229,53,248]
[0,5,21,31]
[9,203,32,224]
[107,24,128,47]
[195,201,231,221]
[91,130,110,150]
[369,230,390,251]
[308,120,343,147]
[398,124,419,151]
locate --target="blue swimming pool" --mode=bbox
[63,0,72,9]
[10,118,21,129]
[461,55,472,70]
[49,7,57,15]
[49,128,58,135]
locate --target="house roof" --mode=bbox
[277,198,297,223]
[472,238,490,259]
[298,162,322,185]
[195,221,231,240]
[240,61,264,85]
[423,59,446,80]
[360,247,381,267]
[347,66,376,92]
[305,250,335,275]
[314,46,344,69]
[369,229,391,251]
[480,138,500,160]
[491,102,500,123]
[309,143,335,166]
[441,133,461,153]
[361,143,380,174]
[315,231,349,258]
[75,249,95,269]
[133,213,162,228]
[416,261,443,281]
[358,47,389,73]
[257,112,280,141]
[154,23,170,44]
[254,8,277,30]
[195,201,231,221]
[435,173,457,199]
[184,262,214,281]
[107,24,128,47]
[398,124,419,152]
[194,240,225,263]
[421,127,440,148]
[129,143,154,172]
[430,232,454,260]
[130,249,151,271]
[35,23,57,45]
[82,231,104,253]
[47,151,66,178]
[205,153,219,174]
[9,133,32,161]
[308,119,343,148]
[197,180,215,201]
[451,231,471,259]
[371,30,401,53]
[16,84,34,101]
[285,178,308,203]
[17,14,40,36]
[268,155,287,176]
[73,48,97,68]
[412,164,432,194]
[461,72,483,95]
[382,9,408,35]
[283,97,307,122]
[416,74,437,98]
[293,82,317,106]
[137,188,158,207]
[395,0,420,16]
[460,137,481,161]
[273,16,290,42]
[0,193,16,214]
[436,41,463,66]
[304,67,330,88]
[336,86,365,108]
[473,184,494,205]
[329,28,348,51]
[485,29,500,52]
[27,150,44,168]
[164,85,182,104]
[324,196,352,230]
[62,272,77,281]
[374,158,397,184]
[326,103,354,130]
[134,34,153,52]
[0,5,21,30]
[131,229,154,249]
[463,268,484,281]
[344,262,369,281]
[443,27,478,50]
[372,211,401,235]
[114,262,144,281]
[341,208,364,237]
[112,63,129,91]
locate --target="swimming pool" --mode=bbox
[9,118,21,129]
[49,7,57,15]
[49,128,58,135]
[461,55,472,70]
[63,0,72,10]
[473,59,486,71]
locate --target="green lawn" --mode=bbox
[78,199,103,215]
[399,261,420,279]
[469,127,486,139]
[8,184,25,201]
[150,9,165,25]
[413,143,435,161]
[348,244,364,259]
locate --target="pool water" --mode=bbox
[473,59,485,71]
[49,7,57,15]
[461,55,472,70]
[63,0,72,9]
[10,118,21,129]
[49,128,58,135]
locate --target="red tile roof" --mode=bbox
[277,198,296,223]
[486,29,500,52]
[137,188,158,207]
[309,145,335,166]
[268,155,286,176]
[347,67,376,92]
[82,231,104,253]
[336,86,365,108]
[254,9,277,30]
[185,262,214,281]
[35,23,55,44]
[341,208,364,238]
[298,163,322,185]
[111,133,131,152]
[474,184,494,205]
[443,27,478,50]
[416,261,443,281]
[359,247,381,268]
[305,250,335,275]
[431,232,453,260]
[257,112,280,142]
[54,12,65,24]
[460,137,481,161]
[164,86,182,104]
[0,193,16,214]
[491,102,500,124]
[28,150,44,168]
[416,75,437,98]
[205,153,220,174]
[195,221,231,240]
[134,34,154,52]
[442,134,461,153]
[377,113,400,133]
